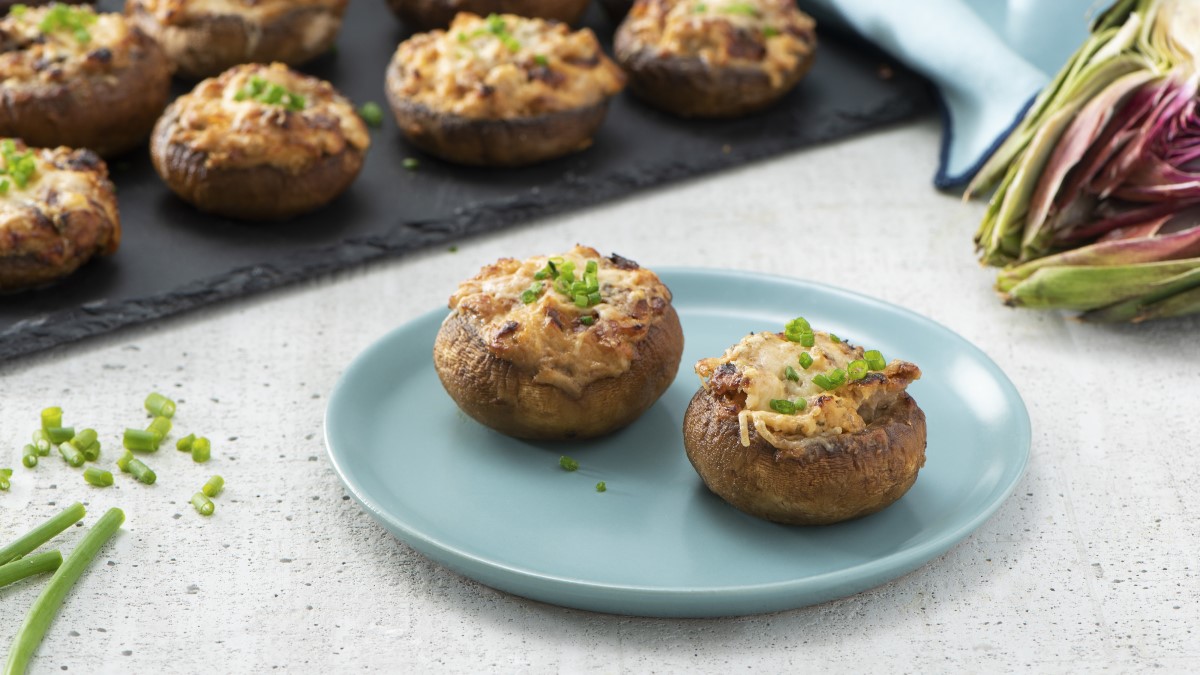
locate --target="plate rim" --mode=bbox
[325,267,1031,614]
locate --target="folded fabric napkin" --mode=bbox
[801,0,1106,189]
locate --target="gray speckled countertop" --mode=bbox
[2,119,1197,674]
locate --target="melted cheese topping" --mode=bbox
[0,140,119,258]
[390,13,626,119]
[0,7,138,87]
[621,0,816,86]
[449,245,674,397]
[695,331,920,451]
[129,0,345,26]
[158,62,369,172]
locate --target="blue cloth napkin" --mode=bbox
[800,0,1104,189]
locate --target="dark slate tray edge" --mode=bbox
[0,92,930,363]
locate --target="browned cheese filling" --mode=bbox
[159,62,369,173]
[128,0,346,26]
[449,245,673,397]
[695,331,920,451]
[391,13,626,119]
[0,139,119,264]
[0,5,138,90]
[622,0,816,86]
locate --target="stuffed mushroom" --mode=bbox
[615,0,817,118]
[684,319,926,525]
[386,13,626,167]
[385,0,591,30]
[0,138,120,292]
[0,3,171,156]
[150,62,369,221]
[434,245,684,441]
[126,0,347,79]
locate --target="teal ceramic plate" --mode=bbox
[325,268,1030,617]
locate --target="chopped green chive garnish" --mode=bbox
[864,349,886,371]
[0,179,9,195]
[828,368,847,387]
[191,492,215,516]
[0,470,9,491]
[144,392,176,418]
[784,365,800,382]
[192,436,211,463]
[559,456,579,472]
[784,317,810,339]
[795,398,808,411]
[693,3,708,12]
[763,26,780,37]
[829,334,842,344]
[82,468,113,488]
[10,4,26,17]
[769,399,797,415]
[234,75,305,110]
[202,475,225,498]
[177,433,195,451]
[358,101,384,128]
[31,430,51,455]
[520,281,543,304]
[126,457,156,484]
[40,407,62,431]
[57,442,84,468]
[80,440,100,463]
[36,4,96,44]
[585,260,598,275]
[799,332,815,347]
[71,428,97,451]
[812,374,837,391]
[46,427,73,444]
[147,416,172,442]
[595,481,606,493]
[847,359,869,381]
[580,316,595,326]
[534,54,549,67]
[721,2,758,16]
[574,293,589,308]
[116,451,133,473]
[0,139,37,189]
[123,428,158,452]
[22,444,38,468]
[402,157,419,170]
[798,352,814,369]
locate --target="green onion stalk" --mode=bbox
[968,0,1200,322]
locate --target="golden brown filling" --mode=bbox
[159,62,369,173]
[128,0,346,25]
[449,245,673,397]
[622,0,816,86]
[0,5,137,86]
[390,13,626,119]
[696,327,920,450]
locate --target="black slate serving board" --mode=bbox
[0,0,932,361]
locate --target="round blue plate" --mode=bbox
[325,268,1030,617]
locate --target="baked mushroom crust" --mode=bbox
[385,13,626,166]
[150,62,370,220]
[683,328,926,525]
[0,4,172,156]
[0,139,120,291]
[126,0,347,79]
[614,0,817,118]
[385,0,590,30]
[433,245,684,440]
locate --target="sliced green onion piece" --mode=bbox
[202,475,224,498]
[799,352,814,369]
[784,317,811,339]
[71,428,97,449]
[585,260,598,275]
[558,261,576,280]
[829,333,842,344]
[784,365,800,382]
[0,473,8,491]
[812,374,836,391]
[587,291,601,306]
[520,288,538,304]
[795,398,808,411]
[22,445,38,468]
[554,278,570,295]
[191,492,215,516]
[177,434,196,452]
[769,399,797,414]
[0,550,61,591]
[81,440,100,463]
[47,427,74,444]
[357,101,383,128]
[116,451,133,473]
[579,315,595,326]
[559,456,579,472]
[58,442,84,468]
[847,359,869,381]
[570,280,587,295]
[0,502,85,566]
[799,332,815,348]
[144,392,176,418]
[127,458,156,484]
[4,508,124,675]
[595,481,606,493]
[147,416,172,441]
[31,430,51,455]
[533,265,551,280]
[123,428,158,452]
[584,274,599,293]
[402,157,419,170]
[192,437,211,463]
[864,349,886,371]
[574,293,589,308]
[82,468,113,487]
[40,407,62,431]
[828,368,847,387]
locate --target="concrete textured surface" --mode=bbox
[2,118,1197,674]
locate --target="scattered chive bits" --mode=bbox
[40,407,63,431]
[358,101,383,128]
[558,456,579,472]
[126,457,156,485]
[116,451,133,473]
[864,349,887,371]
[402,157,419,170]
[80,440,101,462]
[191,437,211,463]
[798,352,814,369]
[829,333,842,344]
[233,75,306,111]
[31,430,51,455]
[71,429,97,452]
[22,444,38,468]
[176,434,195,452]
[83,467,113,488]
[595,481,606,493]
[580,315,595,326]
[0,468,10,490]
[144,392,176,418]
[147,416,172,442]
[847,359,869,381]
[47,426,73,445]
[784,365,800,382]
[201,475,224,498]
[123,428,159,452]
[58,442,84,468]
[191,492,215,516]
[35,3,97,44]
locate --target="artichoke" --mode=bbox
[969,0,1200,322]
